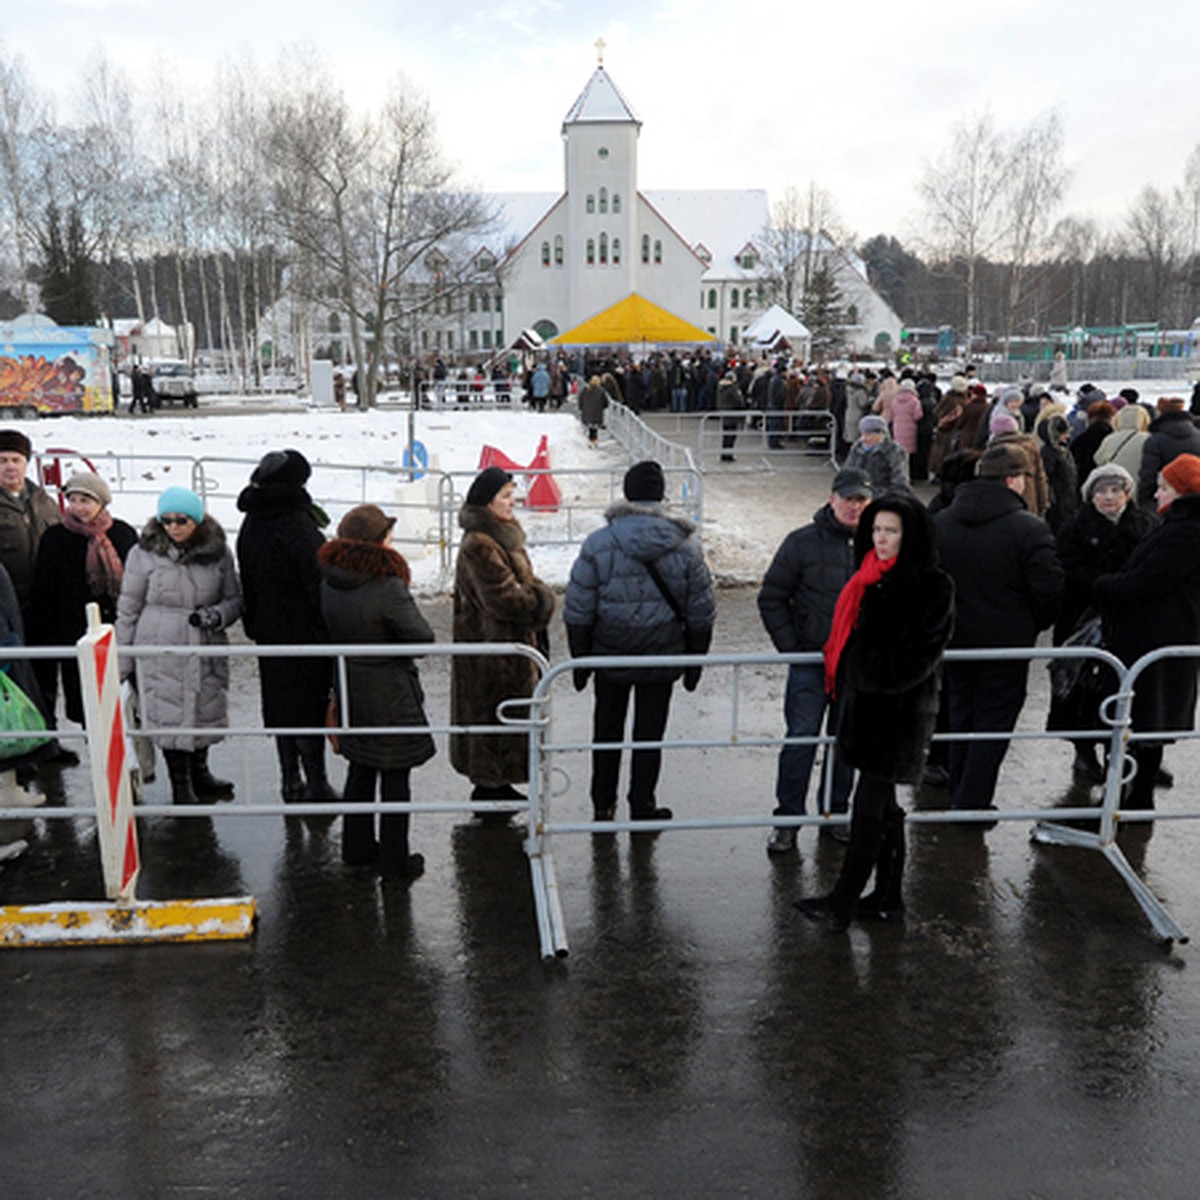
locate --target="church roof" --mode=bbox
[562,66,640,128]
[644,190,771,281]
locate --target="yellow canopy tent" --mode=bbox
[550,293,715,346]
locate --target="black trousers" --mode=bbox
[591,676,674,815]
[945,659,1029,810]
[830,773,905,915]
[342,762,412,872]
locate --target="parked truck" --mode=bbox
[0,322,116,416]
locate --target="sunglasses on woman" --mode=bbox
[160,515,194,527]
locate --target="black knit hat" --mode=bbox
[623,460,665,503]
[251,448,311,486]
[0,429,32,460]
[466,466,512,508]
[336,504,395,543]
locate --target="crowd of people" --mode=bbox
[3,365,1200,922]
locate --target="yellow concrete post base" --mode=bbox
[0,897,257,947]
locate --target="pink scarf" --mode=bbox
[823,548,896,697]
[61,507,124,598]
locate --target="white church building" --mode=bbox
[415,61,902,361]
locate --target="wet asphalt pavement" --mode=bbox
[5,459,1200,1196]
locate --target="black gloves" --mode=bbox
[188,607,223,631]
[573,668,592,692]
[683,667,702,692]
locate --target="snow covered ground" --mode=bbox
[10,371,1193,592]
[14,403,634,592]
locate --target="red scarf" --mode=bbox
[823,549,897,696]
[61,507,125,599]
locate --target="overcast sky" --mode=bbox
[5,0,1197,246]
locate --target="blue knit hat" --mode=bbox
[157,485,205,524]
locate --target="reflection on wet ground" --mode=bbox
[4,587,1200,1196]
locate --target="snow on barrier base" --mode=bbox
[0,897,256,947]
[0,603,257,950]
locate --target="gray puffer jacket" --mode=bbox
[115,517,242,750]
[564,501,716,682]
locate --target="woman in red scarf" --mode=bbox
[30,471,137,727]
[795,493,954,929]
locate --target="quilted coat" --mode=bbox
[450,505,555,786]
[564,500,716,682]
[318,538,436,770]
[115,517,242,750]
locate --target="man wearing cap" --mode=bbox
[934,444,1063,814]
[756,466,873,852]
[0,429,60,624]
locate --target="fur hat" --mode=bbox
[1162,454,1200,497]
[858,415,888,435]
[1157,396,1186,414]
[466,465,513,508]
[949,375,969,395]
[623,460,666,503]
[251,448,311,487]
[977,444,1030,480]
[1082,462,1135,502]
[0,429,32,459]
[64,470,112,507]
[336,503,395,543]
[157,485,205,524]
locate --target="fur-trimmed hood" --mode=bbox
[603,500,695,565]
[458,503,527,551]
[318,538,412,587]
[138,514,229,564]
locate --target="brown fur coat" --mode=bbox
[450,505,555,785]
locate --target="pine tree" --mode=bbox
[801,262,845,356]
[38,202,97,324]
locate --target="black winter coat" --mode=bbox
[28,517,138,724]
[1093,493,1200,734]
[934,479,1063,647]
[1137,411,1200,508]
[236,482,330,728]
[1053,501,1157,644]
[835,565,955,783]
[318,539,436,770]
[832,494,955,783]
[757,505,857,654]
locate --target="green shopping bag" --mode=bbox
[0,670,51,760]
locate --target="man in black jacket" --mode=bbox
[757,467,872,852]
[934,444,1063,813]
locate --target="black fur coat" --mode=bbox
[833,497,956,783]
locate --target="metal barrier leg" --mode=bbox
[1032,820,1188,945]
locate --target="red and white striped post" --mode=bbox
[76,602,140,903]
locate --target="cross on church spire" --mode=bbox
[595,36,606,64]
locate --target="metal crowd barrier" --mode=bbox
[523,643,1193,958]
[416,381,528,408]
[5,639,1194,960]
[696,410,838,470]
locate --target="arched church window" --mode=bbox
[599,187,608,214]
[599,233,608,264]
[612,238,621,265]
[730,288,739,309]
[641,235,650,264]
[541,242,550,266]
[613,193,621,214]
[653,240,662,264]
[586,239,595,266]
[707,288,717,309]
[554,235,563,266]
[586,195,595,214]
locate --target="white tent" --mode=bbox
[743,305,811,355]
